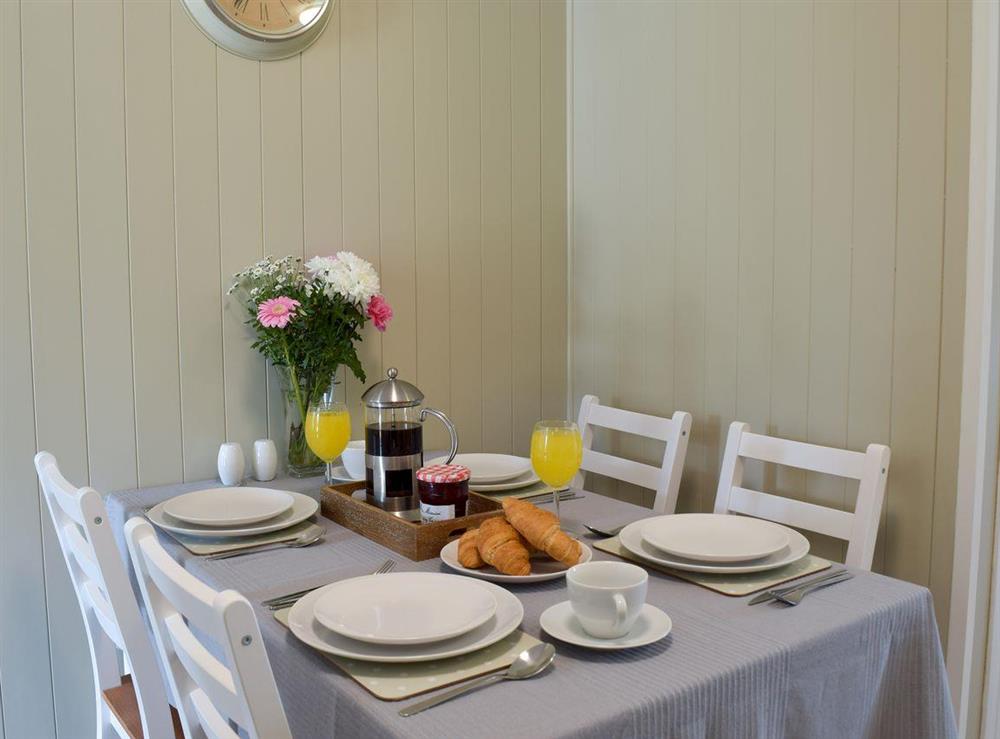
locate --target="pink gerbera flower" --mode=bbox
[257,296,300,329]
[366,294,393,332]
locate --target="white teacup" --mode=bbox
[340,440,366,480]
[566,561,648,639]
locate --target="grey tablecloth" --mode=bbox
[106,477,956,739]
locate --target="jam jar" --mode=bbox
[416,464,470,523]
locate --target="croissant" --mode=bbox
[476,516,531,576]
[502,497,582,567]
[457,529,485,569]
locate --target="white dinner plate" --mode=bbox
[640,513,790,563]
[312,573,497,645]
[147,492,318,539]
[468,469,541,492]
[540,601,672,651]
[425,453,532,484]
[287,578,523,663]
[439,539,593,583]
[163,487,294,527]
[619,517,809,574]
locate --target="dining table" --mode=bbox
[105,475,957,739]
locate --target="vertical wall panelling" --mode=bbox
[770,0,813,511]
[124,0,184,487]
[570,0,969,624]
[377,0,418,384]
[805,1,854,561]
[413,0,452,447]
[539,0,567,423]
[481,0,514,454]
[21,0,94,734]
[341,0,382,433]
[849,0,898,572]
[511,0,543,456]
[172,2,226,481]
[703,3,740,483]
[75,0,138,493]
[932,0,972,642]
[448,0,484,451]
[0,0,56,735]
[218,51,268,452]
[735,1,775,495]
[888,0,948,586]
[674,1,708,512]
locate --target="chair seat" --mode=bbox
[103,675,184,739]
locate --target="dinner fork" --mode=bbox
[264,559,396,610]
[774,572,853,606]
[583,522,627,538]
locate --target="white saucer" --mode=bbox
[440,539,592,583]
[425,453,532,484]
[468,470,541,492]
[539,601,672,651]
[327,465,364,483]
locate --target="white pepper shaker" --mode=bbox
[217,442,245,486]
[252,439,278,482]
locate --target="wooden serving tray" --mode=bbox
[321,481,504,561]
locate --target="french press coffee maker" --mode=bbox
[361,368,458,511]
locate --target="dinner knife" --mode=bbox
[747,569,847,606]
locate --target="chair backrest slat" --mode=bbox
[737,431,867,479]
[126,518,292,739]
[713,423,891,570]
[34,452,174,739]
[574,394,692,514]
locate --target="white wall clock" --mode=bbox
[181,0,334,61]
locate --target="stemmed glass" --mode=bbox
[305,388,351,486]
[529,420,583,521]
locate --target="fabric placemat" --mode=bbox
[155,519,324,556]
[273,607,539,701]
[594,536,831,596]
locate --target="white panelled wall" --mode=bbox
[0,0,567,736]
[570,0,969,647]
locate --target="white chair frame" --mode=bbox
[572,394,693,514]
[713,422,891,570]
[34,452,175,739]
[125,518,291,739]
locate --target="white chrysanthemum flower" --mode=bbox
[306,252,380,306]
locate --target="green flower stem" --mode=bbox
[281,335,308,424]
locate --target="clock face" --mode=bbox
[212,0,328,37]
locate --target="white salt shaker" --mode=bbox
[252,439,278,482]
[217,442,245,486]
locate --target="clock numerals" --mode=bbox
[261,1,268,24]
[233,0,249,14]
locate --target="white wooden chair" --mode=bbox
[572,394,693,513]
[125,518,291,739]
[34,452,179,739]
[713,422,891,570]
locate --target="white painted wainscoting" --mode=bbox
[568,0,970,648]
[0,1,567,736]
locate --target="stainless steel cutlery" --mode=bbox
[263,559,396,611]
[583,522,628,538]
[748,569,852,606]
[206,529,325,560]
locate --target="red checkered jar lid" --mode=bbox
[416,463,471,484]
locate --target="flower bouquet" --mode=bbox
[228,253,392,476]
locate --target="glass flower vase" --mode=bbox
[277,366,325,478]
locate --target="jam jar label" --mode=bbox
[420,501,456,523]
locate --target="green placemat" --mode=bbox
[274,608,539,701]
[594,536,831,596]
[160,520,324,556]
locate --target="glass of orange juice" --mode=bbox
[305,393,351,485]
[530,420,583,521]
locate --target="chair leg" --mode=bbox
[98,697,118,739]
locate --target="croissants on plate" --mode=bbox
[457,497,582,576]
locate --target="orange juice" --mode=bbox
[530,426,583,488]
[305,408,351,462]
